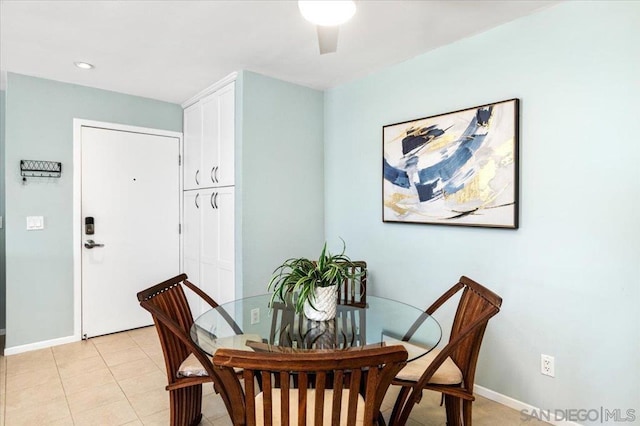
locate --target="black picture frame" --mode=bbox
[382,98,519,229]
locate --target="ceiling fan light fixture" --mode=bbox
[298,0,356,26]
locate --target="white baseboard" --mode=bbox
[474,385,581,426]
[3,334,79,356]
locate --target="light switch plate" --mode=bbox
[26,216,44,230]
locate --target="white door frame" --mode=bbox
[73,119,183,341]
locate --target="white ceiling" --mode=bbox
[0,0,558,104]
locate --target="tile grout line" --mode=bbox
[130,328,182,424]
[124,331,160,424]
[52,344,77,425]
[94,334,145,425]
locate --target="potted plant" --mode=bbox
[268,240,359,321]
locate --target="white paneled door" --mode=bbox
[81,126,180,338]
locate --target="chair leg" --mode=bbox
[389,385,411,425]
[389,386,422,426]
[170,384,203,426]
[462,399,473,426]
[444,395,462,426]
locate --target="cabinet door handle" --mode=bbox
[210,192,216,209]
[195,193,200,209]
[214,166,219,183]
[195,170,200,185]
[210,166,216,184]
[215,192,219,209]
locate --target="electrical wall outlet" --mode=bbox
[541,354,555,377]
[250,308,260,325]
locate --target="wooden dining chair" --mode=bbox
[213,345,408,425]
[137,273,242,426]
[389,276,502,426]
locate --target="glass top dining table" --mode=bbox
[190,294,441,361]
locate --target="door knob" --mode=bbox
[84,239,105,249]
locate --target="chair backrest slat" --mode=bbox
[281,372,290,426]
[314,372,327,425]
[346,368,361,424]
[298,372,308,426]
[337,261,367,306]
[363,366,380,422]
[331,370,345,426]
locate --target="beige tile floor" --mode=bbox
[0,328,549,425]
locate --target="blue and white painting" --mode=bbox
[383,99,518,228]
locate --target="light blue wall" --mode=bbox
[238,71,324,297]
[4,73,182,348]
[324,1,639,421]
[0,90,6,333]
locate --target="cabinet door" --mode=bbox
[199,188,223,313]
[217,82,235,187]
[198,187,235,307]
[215,186,235,304]
[183,190,202,315]
[201,93,219,188]
[200,82,235,188]
[183,103,202,190]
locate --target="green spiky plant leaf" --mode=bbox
[267,239,361,314]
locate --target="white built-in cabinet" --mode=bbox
[183,82,235,190]
[182,79,236,318]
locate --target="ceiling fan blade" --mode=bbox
[316,26,339,54]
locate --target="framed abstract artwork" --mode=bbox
[383,99,519,228]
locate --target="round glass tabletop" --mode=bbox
[191,294,441,361]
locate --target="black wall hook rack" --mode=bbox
[20,160,62,181]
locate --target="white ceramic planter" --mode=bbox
[303,285,338,321]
